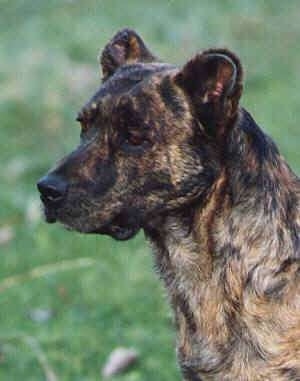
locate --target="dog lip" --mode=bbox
[41,201,58,224]
[45,210,57,223]
[88,210,142,240]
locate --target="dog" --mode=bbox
[37,29,300,380]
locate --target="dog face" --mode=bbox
[37,29,243,240]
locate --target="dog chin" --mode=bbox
[42,204,141,240]
[57,217,140,241]
[91,210,142,240]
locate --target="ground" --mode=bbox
[0,1,300,380]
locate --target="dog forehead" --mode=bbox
[80,62,175,117]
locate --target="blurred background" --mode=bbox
[1,1,300,380]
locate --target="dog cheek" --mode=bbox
[91,160,118,198]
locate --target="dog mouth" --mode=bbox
[41,202,141,241]
[91,223,140,240]
[89,211,141,240]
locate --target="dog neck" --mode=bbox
[145,109,298,299]
[144,172,245,376]
[144,108,300,377]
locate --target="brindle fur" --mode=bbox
[38,29,300,380]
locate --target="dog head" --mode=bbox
[37,29,243,240]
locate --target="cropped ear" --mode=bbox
[100,28,157,81]
[174,49,243,137]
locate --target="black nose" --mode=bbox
[37,174,68,205]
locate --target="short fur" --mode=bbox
[38,29,300,380]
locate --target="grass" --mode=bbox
[1,1,300,380]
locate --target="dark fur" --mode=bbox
[38,29,300,380]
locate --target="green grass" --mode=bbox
[1,1,300,380]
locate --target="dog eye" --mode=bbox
[125,132,148,147]
[123,132,150,152]
[125,132,147,147]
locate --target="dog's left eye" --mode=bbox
[121,131,151,154]
[125,133,145,146]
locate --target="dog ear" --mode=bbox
[174,49,243,137]
[100,28,157,81]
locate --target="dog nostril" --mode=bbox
[37,175,67,204]
[41,185,63,201]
